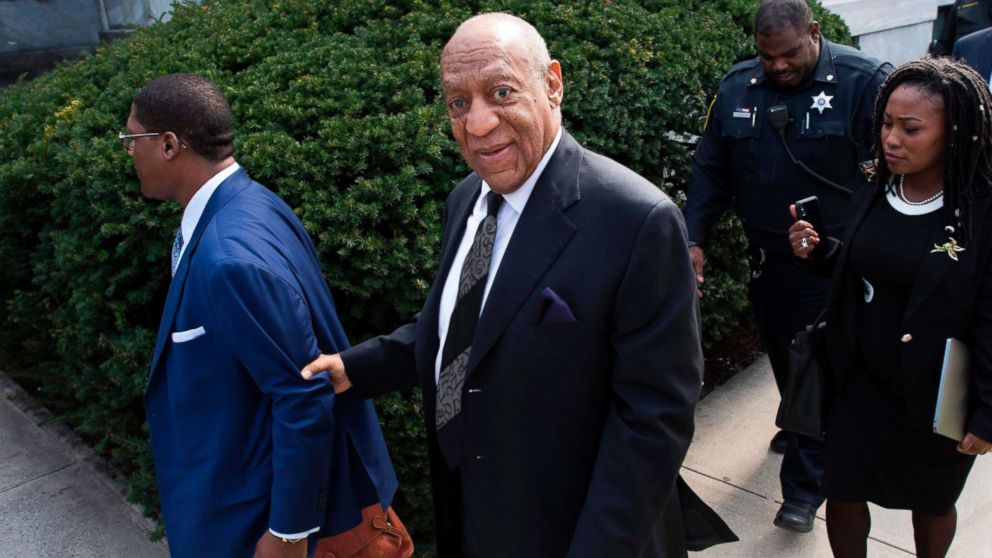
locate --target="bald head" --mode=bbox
[442,13,551,84]
[440,13,563,194]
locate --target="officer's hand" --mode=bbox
[689,246,705,298]
[788,204,820,259]
[300,353,352,394]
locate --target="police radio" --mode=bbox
[767,104,852,196]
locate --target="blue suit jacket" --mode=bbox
[145,168,397,558]
[953,28,992,89]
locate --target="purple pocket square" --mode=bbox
[537,287,577,325]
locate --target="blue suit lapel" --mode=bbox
[147,169,253,386]
[465,132,581,373]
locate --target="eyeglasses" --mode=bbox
[118,131,164,152]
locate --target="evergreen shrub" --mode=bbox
[0,0,849,551]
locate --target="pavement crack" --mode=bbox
[680,465,771,500]
[0,462,75,495]
[866,536,915,555]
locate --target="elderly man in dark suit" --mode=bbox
[303,13,705,557]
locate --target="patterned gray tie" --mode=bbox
[171,228,184,277]
[436,191,503,470]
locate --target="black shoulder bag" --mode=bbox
[775,310,829,437]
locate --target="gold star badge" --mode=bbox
[931,237,965,261]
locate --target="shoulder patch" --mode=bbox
[726,57,760,78]
[830,42,886,74]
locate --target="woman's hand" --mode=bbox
[957,433,992,456]
[788,204,820,259]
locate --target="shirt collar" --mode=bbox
[480,127,563,215]
[809,37,838,84]
[747,36,837,88]
[180,161,240,243]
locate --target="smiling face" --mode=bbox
[441,19,563,194]
[881,84,946,181]
[756,22,820,89]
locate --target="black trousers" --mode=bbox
[438,466,689,557]
[748,246,828,509]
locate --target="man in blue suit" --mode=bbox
[953,28,992,90]
[129,73,398,558]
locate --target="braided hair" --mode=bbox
[871,56,992,243]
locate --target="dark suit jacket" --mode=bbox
[932,0,992,55]
[342,132,703,557]
[145,169,397,557]
[953,28,992,88]
[812,184,992,440]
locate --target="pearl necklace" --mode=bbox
[898,175,943,206]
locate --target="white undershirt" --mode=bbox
[434,128,563,383]
[885,181,943,216]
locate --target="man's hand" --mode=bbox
[301,353,352,393]
[957,432,992,456]
[253,531,307,558]
[689,246,705,298]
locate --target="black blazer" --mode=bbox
[341,132,704,557]
[814,183,992,441]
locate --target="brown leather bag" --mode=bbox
[314,505,413,558]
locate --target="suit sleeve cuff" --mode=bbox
[269,526,320,540]
[967,407,992,443]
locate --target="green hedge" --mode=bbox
[0,0,849,551]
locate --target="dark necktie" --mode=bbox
[171,228,184,277]
[436,191,503,470]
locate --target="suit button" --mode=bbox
[475,455,488,461]
[900,334,912,343]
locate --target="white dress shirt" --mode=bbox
[174,161,241,267]
[434,128,563,383]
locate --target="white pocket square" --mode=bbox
[171,326,206,343]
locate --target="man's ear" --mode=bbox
[161,131,182,161]
[546,60,564,109]
[809,21,821,45]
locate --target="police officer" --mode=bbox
[953,27,992,89]
[930,0,992,56]
[684,0,891,533]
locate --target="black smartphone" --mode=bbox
[794,196,825,235]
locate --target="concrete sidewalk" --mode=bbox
[685,355,992,557]
[0,373,168,558]
[2,356,990,557]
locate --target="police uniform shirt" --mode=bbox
[686,37,892,254]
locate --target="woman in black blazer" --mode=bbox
[788,57,992,558]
